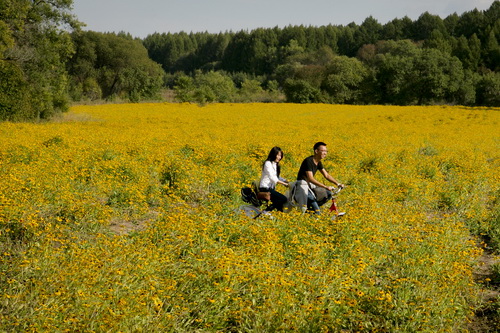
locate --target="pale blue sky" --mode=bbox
[72,0,495,38]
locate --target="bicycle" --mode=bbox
[239,181,345,219]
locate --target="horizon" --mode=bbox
[72,0,496,39]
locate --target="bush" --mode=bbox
[174,71,236,104]
[237,79,264,102]
[283,79,324,103]
[0,61,34,121]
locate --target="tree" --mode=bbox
[280,25,307,50]
[321,56,369,104]
[294,65,326,88]
[357,44,378,65]
[177,32,229,72]
[248,28,279,74]
[279,39,305,60]
[273,62,301,86]
[322,25,339,53]
[373,52,417,104]
[484,1,500,28]
[354,16,382,48]
[476,71,500,106]
[142,32,171,71]
[381,16,413,40]
[375,39,420,58]
[221,30,252,72]
[424,29,452,54]
[337,25,357,56]
[468,34,482,69]
[411,49,465,104]
[444,13,460,37]
[194,71,236,103]
[452,35,472,67]
[305,26,323,50]
[274,46,335,91]
[67,31,165,102]
[484,29,500,71]
[0,60,32,120]
[452,34,481,70]
[283,79,324,103]
[413,12,447,41]
[452,69,478,106]
[173,75,195,102]
[456,8,485,38]
[1,0,80,121]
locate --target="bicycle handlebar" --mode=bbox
[331,185,344,196]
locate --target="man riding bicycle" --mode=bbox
[295,142,344,215]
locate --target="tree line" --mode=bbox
[144,2,499,106]
[1,1,499,121]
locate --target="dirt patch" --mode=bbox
[109,219,144,235]
[109,210,160,235]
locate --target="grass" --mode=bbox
[0,103,499,331]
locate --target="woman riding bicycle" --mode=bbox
[259,146,289,212]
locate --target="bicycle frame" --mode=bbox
[329,186,344,215]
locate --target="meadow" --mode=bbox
[1,103,499,332]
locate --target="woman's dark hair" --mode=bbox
[264,146,283,177]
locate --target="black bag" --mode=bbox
[241,187,260,207]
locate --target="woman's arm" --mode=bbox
[263,161,288,187]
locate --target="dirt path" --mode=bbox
[468,238,500,332]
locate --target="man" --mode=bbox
[295,142,344,214]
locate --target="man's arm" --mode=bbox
[319,169,343,189]
[305,170,331,189]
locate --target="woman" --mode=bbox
[259,146,289,212]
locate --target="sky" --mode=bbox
[72,0,495,38]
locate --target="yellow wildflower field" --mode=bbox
[1,103,499,331]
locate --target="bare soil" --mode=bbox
[109,210,160,235]
[468,237,500,332]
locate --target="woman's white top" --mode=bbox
[259,161,280,189]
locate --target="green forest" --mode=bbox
[1,0,499,121]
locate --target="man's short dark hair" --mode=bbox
[313,142,327,151]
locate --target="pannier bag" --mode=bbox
[240,187,260,207]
